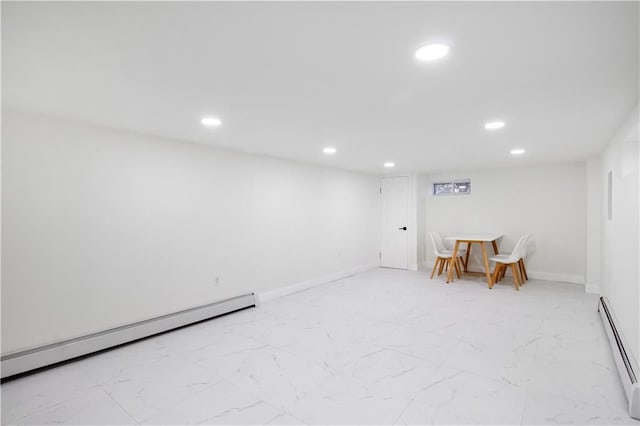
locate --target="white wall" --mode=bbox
[598,103,639,362]
[1,111,379,353]
[422,163,587,284]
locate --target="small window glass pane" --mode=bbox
[454,181,471,193]
[433,182,453,194]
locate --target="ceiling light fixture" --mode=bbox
[201,116,222,127]
[384,162,395,168]
[323,147,337,155]
[415,43,450,62]
[484,121,505,130]
[510,148,526,155]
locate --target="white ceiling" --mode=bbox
[3,1,639,174]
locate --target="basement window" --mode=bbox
[433,179,471,195]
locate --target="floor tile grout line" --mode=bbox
[100,385,140,425]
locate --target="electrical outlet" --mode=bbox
[214,276,220,286]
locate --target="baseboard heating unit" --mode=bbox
[598,296,640,419]
[1,293,256,379]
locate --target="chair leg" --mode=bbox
[491,263,502,286]
[519,258,528,281]
[438,258,446,276]
[518,260,526,284]
[454,258,461,278]
[516,264,524,285]
[510,263,520,291]
[430,258,440,279]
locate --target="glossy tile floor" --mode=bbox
[2,268,638,425]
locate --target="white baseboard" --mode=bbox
[585,284,601,294]
[526,271,585,285]
[257,263,378,304]
[408,263,418,272]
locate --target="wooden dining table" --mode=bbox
[445,234,503,287]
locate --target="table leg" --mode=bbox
[464,242,471,272]
[491,240,499,254]
[480,242,493,289]
[447,240,460,284]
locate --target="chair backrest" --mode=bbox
[519,234,531,258]
[432,232,447,252]
[512,235,529,260]
[429,232,448,258]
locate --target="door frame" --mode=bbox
[379,175,410,269]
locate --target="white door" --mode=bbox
[380,176,409,269]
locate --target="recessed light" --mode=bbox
[323,147,337,155]
[510,148,525,155]
[201,116,222,127]
[484,121,505,130]
[384,162,395,168]
[415,43,450,62]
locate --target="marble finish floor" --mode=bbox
[2,268,638,425]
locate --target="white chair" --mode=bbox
[432,232,466,266]
[488,235,529,291]
[496,234,530,284]
[432,232,467,269]
[429,232,466,280]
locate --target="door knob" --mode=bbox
[398,226,407,231]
